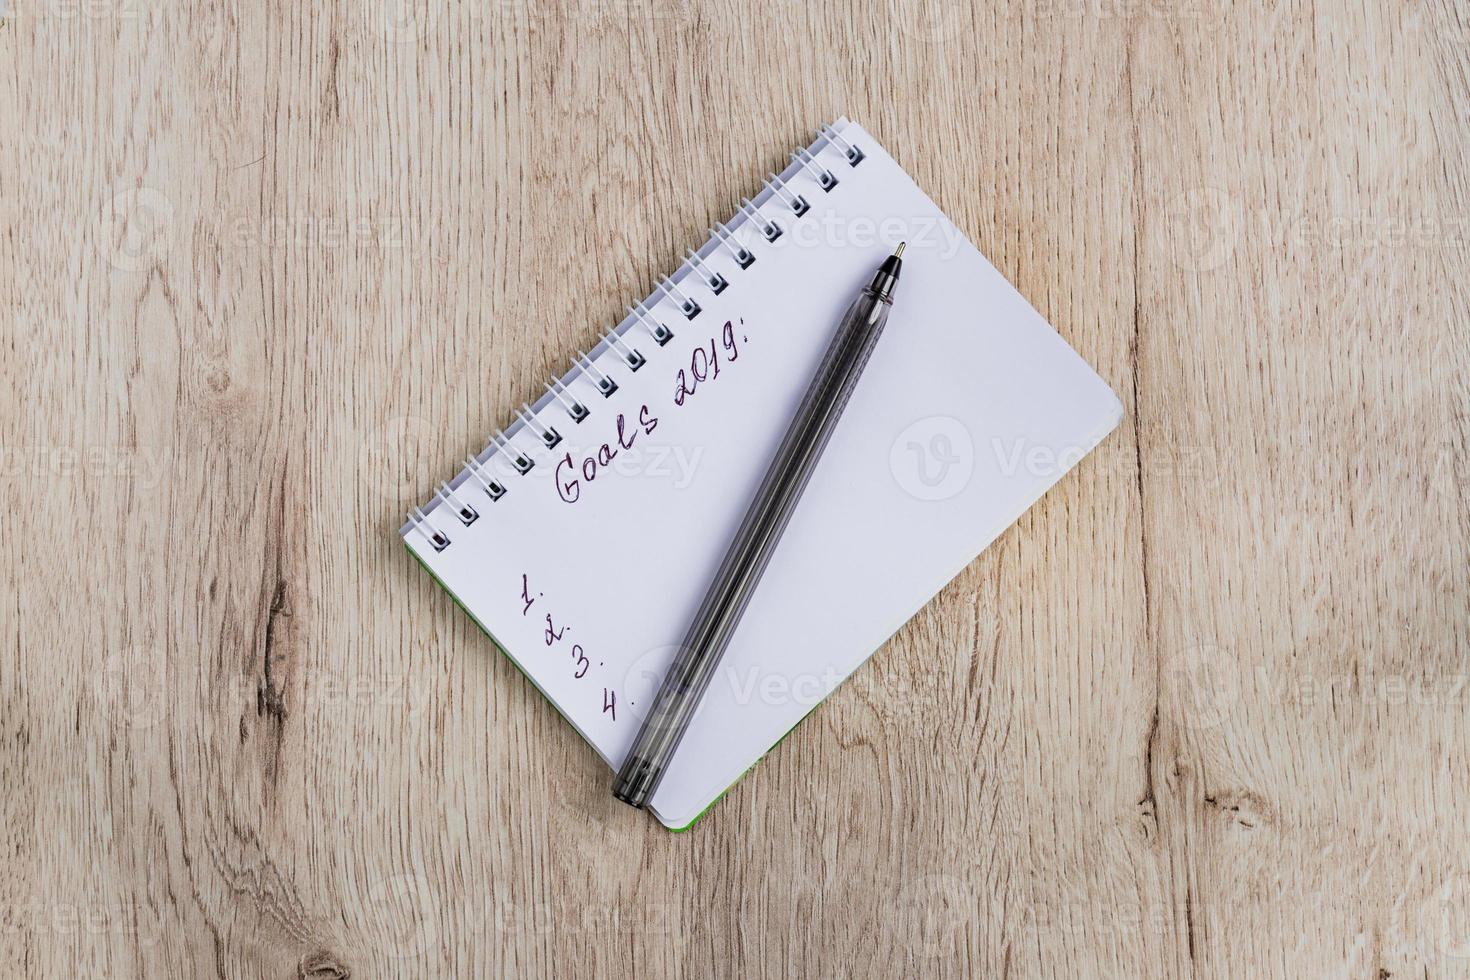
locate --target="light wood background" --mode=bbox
[2,0,1468,975]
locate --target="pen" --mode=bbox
[613,244,907,809]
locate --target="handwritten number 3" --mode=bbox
[572,644,590,679]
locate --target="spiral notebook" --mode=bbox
[401,119,1122,829]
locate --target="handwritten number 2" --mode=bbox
[522,581,603,698]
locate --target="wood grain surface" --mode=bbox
[2,0,1468,975]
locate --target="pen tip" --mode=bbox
[894,242,906,258]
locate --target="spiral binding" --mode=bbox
[657,275,702,320]
[515,403,561,449]
[710,221,756,268]
[792,147,839,192]
[436,482,479,525]
[576,350,620,396]
[490,430,534,474]
[765,174,810,218]
[405,122,868,552]
[464,455,507,500]
[683,251,727,294]
[543,379,589,422]
[630,303,675,346]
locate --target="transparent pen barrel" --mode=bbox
[614,285,895,806]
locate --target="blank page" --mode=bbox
[402,120,1122,828]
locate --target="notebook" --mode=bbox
[401,119,1122,829]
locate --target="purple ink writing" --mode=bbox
[517,573,619,723]
[554,405,659,505]
[673,319,743,406]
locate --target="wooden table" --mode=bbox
[4,0,1467,975]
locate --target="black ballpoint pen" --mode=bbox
[614,244,907,810]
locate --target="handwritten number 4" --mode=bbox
[603,688,616,721]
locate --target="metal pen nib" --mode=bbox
[870,243,905,302]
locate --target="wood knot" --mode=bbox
[203,366,232,394]
[256,676,288,724]
[1203,788,1272,829]
[1136,799,1158,842]
[299,951,350,979]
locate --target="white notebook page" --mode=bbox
[403,120,1122,828]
